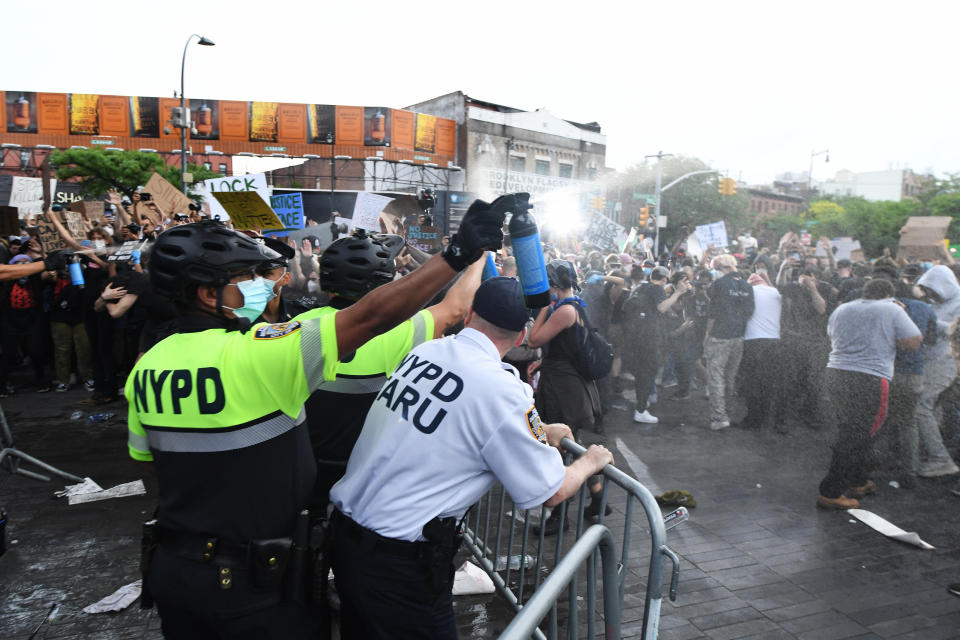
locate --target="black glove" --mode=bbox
[43,249,73,272]
[442,197,507,271]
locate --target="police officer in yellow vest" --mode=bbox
[126,202,505,639]
[306,231,485,511]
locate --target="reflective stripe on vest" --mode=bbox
[142,408,306,453]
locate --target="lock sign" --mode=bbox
[201,172,271,221]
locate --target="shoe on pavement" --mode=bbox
[948,583,960,597]
[85,379,95,392]
[918,461,960,478]
[533,510,570,537]
[848,480,877,498]
[633,410,659,424]
[710,420,730,431]
[817,494,859,509]
[584,499,613,520]
[55,383,70,393]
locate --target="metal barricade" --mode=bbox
[462,437,680,640]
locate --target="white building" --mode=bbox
[819,169,931,202]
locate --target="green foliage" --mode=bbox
[619,155,750,247]
[757,214,804,240]
[806,200,844,221]
[50,148,222,203]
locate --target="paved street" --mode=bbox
[2,380,959,639]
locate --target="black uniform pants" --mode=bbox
[818,369,888,498]
[330,518,457,640]
[740,339,783,429]
[631,344,662,413]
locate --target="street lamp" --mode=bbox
[179,34,215,194]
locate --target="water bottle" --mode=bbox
[481,252,498,281]
[506,193,550,308]
[68,256,85,289]
[663,506,689,531]
[69,410,84,421]
[87,413,114,424]
[495,554,534,571]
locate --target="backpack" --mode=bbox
[556,299,614,381]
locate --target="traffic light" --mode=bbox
[590,195,606,211]
[637,206,649,226]
[727,178,737,195]
[718,178,737,195]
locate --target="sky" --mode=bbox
[4,0,957,185]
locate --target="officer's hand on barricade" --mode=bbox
[43,249,73,272]
[544,423,574,449]
[442,198,507,271]
[585,444,614,473]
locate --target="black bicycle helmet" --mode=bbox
[320,231,404,300]
[150,220,281,300]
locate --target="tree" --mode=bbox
[618,155,750,249]
[50,147,221,202]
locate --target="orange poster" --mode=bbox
[99,95,129,136]
[277,103,306,143]
[37,93,68,135]
[335,106,363,145]
[436,118,456,157]
[220,100,248,141]
[69,94,100,135]
[158,98,180,139]
[250,102,278,142]
[391,109,415,150]
[414,113,436,153]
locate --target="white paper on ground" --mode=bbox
[452,561,495,595]
[83,579,142,614]
[847,508,935,550]
[54,477,103,498]
[68,480,146,505]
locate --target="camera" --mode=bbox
[174,213,190,221]
[140,192,152,202]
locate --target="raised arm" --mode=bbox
[426,254,485,337]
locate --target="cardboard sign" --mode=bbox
[202,173,270,221]
[36,214,69,253]
[352,192,394,233]
[144,173,194,219]
[70,200,105,224]
[211,191,283,230]
[0,206,18,237]
[898,216,953,261]
[7,177,57,217]
[264,192,305,237]
[695,221,729,249]
[406,224,442,254]
[585,211,624,251]
[60,210,87,241]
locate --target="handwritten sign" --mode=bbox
[108,240,143,263]
[7,177,57,217]
[406,224,442,253]
[36,215,67,253]
[202,172,270,221]
[264,192,305,237]
[70,200,104,224]
[695,221,729,249]
[144,173,194,219]
[211,191,283,231]
[585,211,624,251]
[352,192,394,232]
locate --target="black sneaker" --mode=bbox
[948,583,960,597]
[533,510,569,537]
[584,500,613,520]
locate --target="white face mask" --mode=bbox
[102,225,114,236]
[92,239,107,252]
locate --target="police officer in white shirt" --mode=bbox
[329,276,614,639]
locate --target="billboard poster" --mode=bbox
[158,98,180,139]
[69,94,100,135]
[363,107,391,147]
[391,109,415,150]
[189,98,219,140]
[249,101,279,142]
[277,103,306,143]
[308,105,335,144]
[37,93,68,135]
[130,96,160,137]
[220,100,247,141]
[335,106,363,145]
[436,118,456,157]
[6,91,38,133]
[415,113,436,153]
[99,95,129,136]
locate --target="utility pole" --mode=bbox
[645,151,672,258]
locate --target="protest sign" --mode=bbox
[70,200,104,224]
[406,224,442,254]
[211,191,283,231]
[6,177,57,217]
[202,173,270,221]
[144,173,193,219]
[61,210,87,241]
[36,214,68,253]
[898,217,952,261]
[108,240,144,263]
[264,192,305,237]
[0,206,19,237]
[584,211,624,251]
[695,221,729,249]
[352,192,394,232]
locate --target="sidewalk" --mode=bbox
[2,383,959,639]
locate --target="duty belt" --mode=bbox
[331,510,424,559]
[156,525,259,568]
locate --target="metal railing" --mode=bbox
[463,437,681,640]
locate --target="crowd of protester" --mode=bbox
[3,196,960,507]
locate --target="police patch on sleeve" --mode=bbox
[254,320,302,340]
[526,406,548,445]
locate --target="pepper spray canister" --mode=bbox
[68,256,85,289]
[481,252,498,281]
[505,193,550,308]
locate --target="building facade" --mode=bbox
[745,187,806,216]
[819,169,932,202]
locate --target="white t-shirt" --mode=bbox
[744,285,781,340]
[330,327,566,541]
